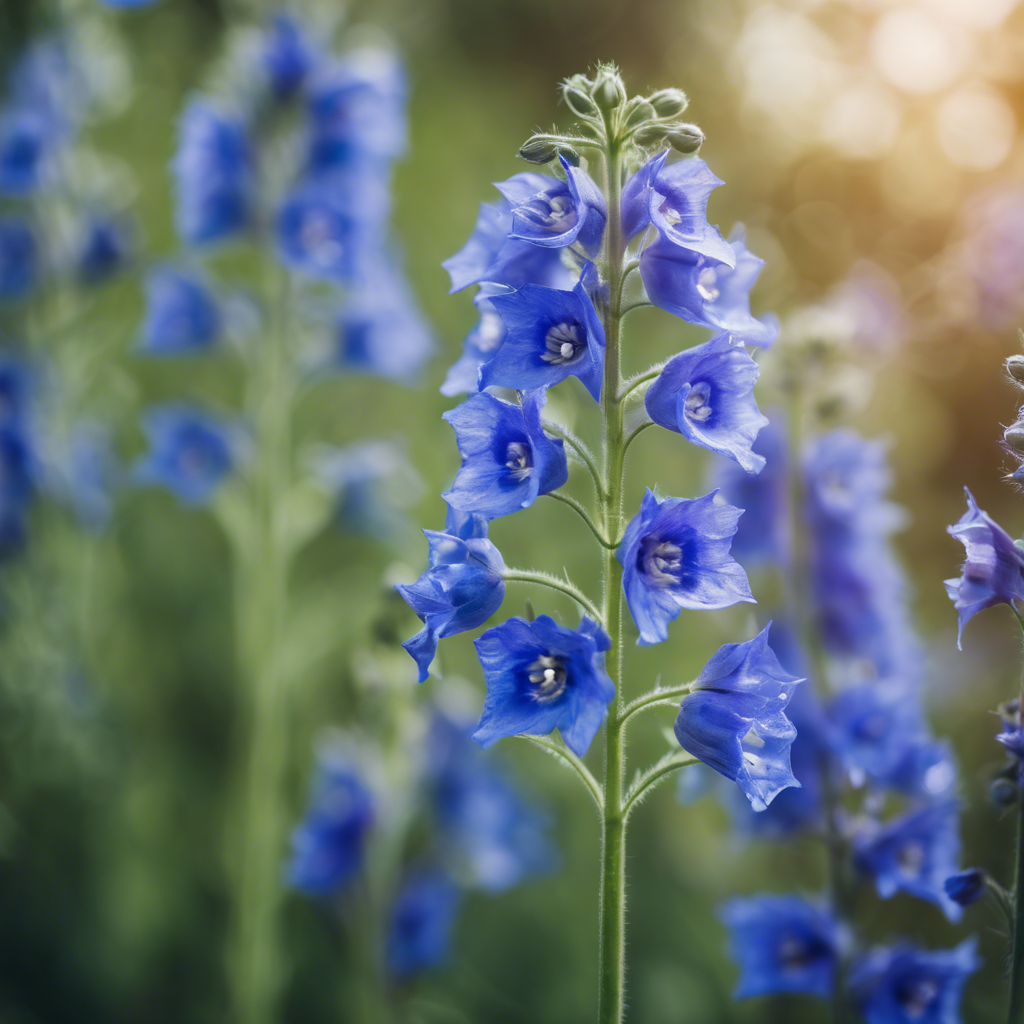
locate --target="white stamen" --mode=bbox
[684,383,712,423]
[527,655,567,703]
[643,540,683,587]
[696,266,720,303]
[505,441,532,481]
[541,322,582,365]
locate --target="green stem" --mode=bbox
[622,419,654,461]
[544,491,616,548]
[620,683,694,726]
[503,569,605,625]
[543,420,606,497]
[623,752,699,819]
[518,735,605,812]
[597,132,627,1024]
[229,264,295,1024]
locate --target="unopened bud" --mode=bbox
[518,135,560,164]
[623,99,656,131]
[558,146,580,167]
[1008,354,1024,384]
[563,84,599,119]
[633,123,669,147]
[1005,415,1024,451]
[592,70,626,112]
[648,88,689,118]
[666,123,705,154]
[991,775,1018,807]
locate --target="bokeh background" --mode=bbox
[3,0,1024,1021]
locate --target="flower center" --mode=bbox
[778,935,810,973]
[527,654,567,703]
[642,538,683,588]
[696,266,720,303]
[684,382,713,423]
[658,200,682,226]
[540,194,574,227]
[520,192,578,235]
[300,209,345,267]
[541,322,583,365]
[505,441,533,481]
[900,979,939,1019]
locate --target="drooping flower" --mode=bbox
[442,390,567,521]
[440,286,508,397]
[720,894,842,999]
[481,272,605,399]
[853,801,963,921]
[397,506,506,682]
[501,157,607,256]
[944,869,986,908]
[617,489,754,646]
[674,624,802,811]
[134,404,238,507]
[387,872,461,977]
[77,215,131,286]
[945,488,1024,647]
[288,757,374,896]
[173,99,253,246]
[850,939,979,1024]
[472,615,614,757]
[262,14,315,99]
[139,267,221,355]
[645,334,768,473]
[0,216,37,299]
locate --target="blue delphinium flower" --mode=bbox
[500,157,607,256]
[173,99,253,246]
[945,488,1024,647]
[397,506,506,682]
[853,801,963,920]
[720,894,842,999]
[674,624,802,811]
[481,272,605,399]
[0,216,37,299]
[77,215,131,286]
[645,334,768,473]
[276,177,369,280]
[442,389,567,521]
[617,488,754,646]
[849,939,979,1024]
[882,737,958,800]
[288,756,375,896]
[0,110,50,194]
[134,404,238,507]
[139,267,221,355]
[944,868,986,908]
[387,872,461,977]
[262,14,315,99]
[472,615,614,757]
[0,413,34,554]
[441,286,508,397]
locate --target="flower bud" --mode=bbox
[648,88,689,118]
[666,123,705,154]
[623,99,656,131]
[633,123,669,147]
[944,868,987,907]
[557,146,581,167]
[991,775,1018,807]
[1005,414,1024,451]
[563,84,599,119]
[518,135,560,164]
[1008,354,1024,384]
[592,70,626,112]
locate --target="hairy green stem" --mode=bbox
[518,735,605,812]
[503,569,604,625]
[544,491,616,547]
[620,683,694,726]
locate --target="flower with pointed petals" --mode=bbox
[139,267,221,355]
[441,286,508,397]
[397,506,506,682]
[617,489,754,646]
[501,157,607,256]
[645,334,768,473]
[853,801,963,920]
[387,872,461,977]
[288,757,374,896]
[482,273,605,399]
[442,390,567,521]
[442,176,574,294]
[0,217,37,300]
[472,615,614,757]
[945,488,1024,648]
[262,14,315,99]
[134,404,238,507]
[850,939,979,1024]
[720,894,842,999]
[674,624,802,811]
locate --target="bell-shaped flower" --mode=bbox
[387,872,461,977]
[0,216,36,300]
[139,266,221,355]
[261,14,315,100]
[673,624,802,811]
[134,404,238,507]
[288,755,374,896]
[442,174,574,294]
[501,157,607,256]
[442,389,567,521]
[720,894,842,999]
[645,334,768,473]
[472,615,614,757]
[945,487,1024,647]
[640,229,777,346]
[397,506,506,682]
[441,286,508,397]
[77,215,131,287]
[173,99,253,246]
[617,489,754,646]
[482,271,605,400]
[0,110,51,195]
[850,940,979,1024]
[853,801,963,921]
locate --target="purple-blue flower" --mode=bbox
[850,940,979,1024]
[472,615,614,757]
[77,215,131,286]
[482,272,605,400]
[617,489,754,646]
[645,334,768,473]
[0,110,50,194]
[500,157,607,256]
[134,404,238,507]
[853,801,963,920]
[441,286,508,397]
[0,217,37,299]
[262,14,315,99]
[674,625,802,811]
[173,100,253,246]
[442,389,567,521]
[944,868,986,908]
[387,872,460,977]
[397,506,506,682]
[139,267,221,355]
[720,894,842,999]
[288,757,374,896]
[945,488,1024,648]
